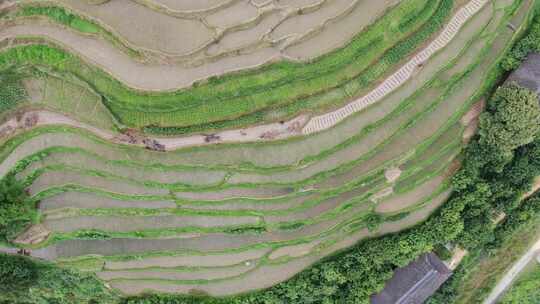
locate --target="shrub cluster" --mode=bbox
[18,6,99,34]
[0,254,38,291]
[501,16,540,71]
[0,69,27,113]
[0,175,35,242]
[0,254,118,304]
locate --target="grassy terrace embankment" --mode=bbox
[0,0,495,177]
[0,0,449,132]
[0,0,536,301]
[0,0,516,242]
[0,0,531,298]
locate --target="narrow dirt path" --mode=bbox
[301,0,488,134]
[0,110,308,151]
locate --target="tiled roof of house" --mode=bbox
[370,253,452,304]
[506,52,540,96]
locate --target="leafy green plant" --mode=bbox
[0,254,118,304]
[224,225,267,234]
[0,254,38,291]
[433,244,452,261]
[18,6,99,34]
[365,213,384,232]
[74,230,112,240]
[501,15,540,71]
[0,175,35,242]
[477,84,540,171]
[0,69,27,113]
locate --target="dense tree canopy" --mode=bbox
[477,84,540,171]
[0,68,27,113]
[0,175,34,242]
[0,254,38,291]
[0,254,118,304]
[501,16,540,71]
[430,83,540,303]
[449,82,540,251]
[500,264,540,304]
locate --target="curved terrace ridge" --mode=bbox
[0,0,486,150]
[3,0,396,84]
[0,0,534,301]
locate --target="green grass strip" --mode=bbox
[0,0,447,130]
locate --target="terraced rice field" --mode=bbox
[0,0,534,297]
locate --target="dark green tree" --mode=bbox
[478,84,540,171]
[501,17,540,71]
[0,254,38,291]
[0,68,27,112]
[0,175,34,242]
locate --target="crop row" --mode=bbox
[0,7,491,186]
[0,0,531,298]
[0,0,443,131]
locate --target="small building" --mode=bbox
[371,253,452,304]
[506,52,540,96]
